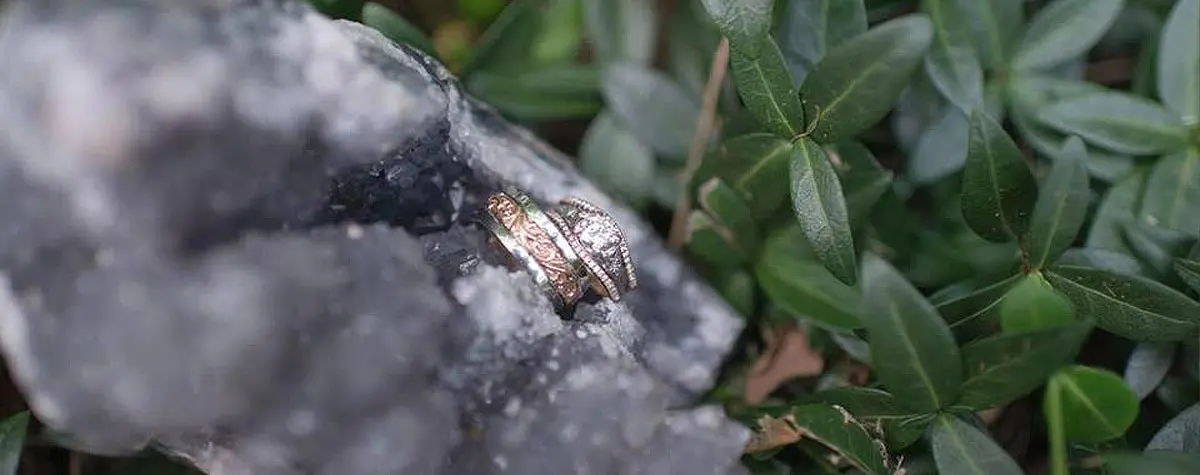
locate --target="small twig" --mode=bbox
[667,37,730,250]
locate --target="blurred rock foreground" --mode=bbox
[0,0,750,473]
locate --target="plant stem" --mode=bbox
[666,37,729,251]
[1046,379,1069,475]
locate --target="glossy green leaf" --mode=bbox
[999,273,1075,332]
[698,134,792,218]
[1124,342,1176,400]
[956,322,1091,410]
[530,0,584,64]
[1056,248,1152,277]
[754,225,862,330]
[791,138,857,285]
[1142,149,1200,236]
[601,63,700,158]
[1037,91,1189,155]
[860,253,962,413]
[961,109,1039,242]
[778,0,867,82]
[0,412,27,475]
[957,0,1023,70]
[790,403,889,475]
[583,0,656,65]
[1176,258,1200,293]
[1046,365,1139,443]
[1106,451,1200,475]
[469,65,602,120]
[698,177,761,255]
[799,14,934,143]
[1011,0,1125,71]
[1121,220,1197,279]
[1026,137,1092,268]
[361,2,435,55]
[908,107,970,185]
[685,211,746,269]
[460,1,541,77]
[932,414,1022,475]
[1086,168,1149,254]
[1047,264,1200,341]
[1158,0,1199,122]
[730,37,805,137]
[699,0,773,57]
[815,387,930,450]
[922,0,983,111]
[578,112,654,207]
[932,273,1022,340]
[830,141,893,228]
[1147,402,1200,451]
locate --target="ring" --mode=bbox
[479,187,637,309]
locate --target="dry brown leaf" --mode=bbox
[744,325,825,404]
[744,414,803,453]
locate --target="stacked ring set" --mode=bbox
[479,187,638,310]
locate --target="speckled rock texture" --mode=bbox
[0,0,750,474]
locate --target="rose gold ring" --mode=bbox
[480,187,638,308]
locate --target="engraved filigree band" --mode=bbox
[479,187,637,309]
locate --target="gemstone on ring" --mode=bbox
[545,197,637,301]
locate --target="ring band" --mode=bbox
[480,188,637,309]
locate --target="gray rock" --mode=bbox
[0,0,750,474]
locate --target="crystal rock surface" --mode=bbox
[0,0,749,474]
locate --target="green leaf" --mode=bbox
[956,322,1091,410]
[1176,258,1200,293]
[860,253,963,413]
[1046,264,1200,341]
[1025,136,1092,268]
[600,63,700,158]
[1106,451,1200,475]
[922,0,984,112]
[830,141,893,228]
[999,273,1076,332]
[578,112,654,207]
[931,414,1023,475]
[1011,0,1125,71]
[961,109,1039,242]
[698,177,761,255]
[908,107,970,185]
[1158,0,1200,122]
[460,1,541,77]
[699,0,773,57]
[468,65,602,120]
[685,211,745,268]
[1046,365,1139,443]
[1124,342,1176,400]
[361,2,436,55]
[799,14,934,143]
[754,225,862,331]
[1142,149,1200,236]
[1037,91,1189,155]
[791,138,857,285]
[790,403,890,475]
[1121,220,1197,279]
[1086,168,1149,254]
[666,0,721,96]
[583,0,656,65]
[815,387,930,450]
[957,0,1023,70]
[698,134,792,218]
[1056,248,1152,277]
[0,412,28,475]
[778,0,867,82]
[530,0,584,64]
[730,37,805,137]
[1147,402,1200,451]
[932,273,1023,340]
